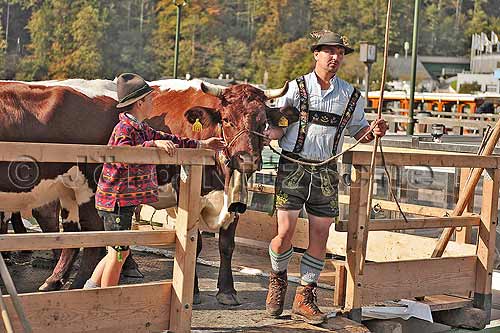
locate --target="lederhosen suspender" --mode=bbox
[292,76,309,153]
[292,75,361,156]
[331,88,361,154]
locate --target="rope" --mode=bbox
[251,120,380,167]
[366,0,393,224]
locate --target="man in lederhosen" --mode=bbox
[263,31,387,324]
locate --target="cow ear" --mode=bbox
[184,107,221,126]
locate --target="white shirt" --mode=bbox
[275,71,368,161]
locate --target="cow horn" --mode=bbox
[263,81,289,99]
[200,81,226,98]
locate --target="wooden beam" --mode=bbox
[169,166,202,332]
[475,169,500,298]
[359,256,477,306]
[345,166,370,310]
[0,282,171,332]
[0,142,214,166]
[236,210,476,261]
[338,194,459,217]
[0,230,176,251]
[456,168,475,244]
[342,150,498,168]
[335,216,480,232]
[422,294,473,312]
[333,261,347,308]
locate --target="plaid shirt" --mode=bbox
[95,113,199,211]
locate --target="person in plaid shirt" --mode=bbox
[84,73,225,288]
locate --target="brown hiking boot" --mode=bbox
[266,270,288,317]
[291,283,327,325]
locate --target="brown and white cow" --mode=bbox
[0,78,287,304]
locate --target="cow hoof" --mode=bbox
[122,267,144,278]
[38,280,63,292]
[216,292,241,306]
[193,292,201,305]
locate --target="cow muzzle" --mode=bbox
[231,152,261,174]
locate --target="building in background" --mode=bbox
[457,32,500,93]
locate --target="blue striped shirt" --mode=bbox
[276,72,368,161]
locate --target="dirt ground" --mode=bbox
[1,235,349,333]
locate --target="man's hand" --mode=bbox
[154,140,178,156]
[262,126,284,145]
[372,119,388,137]
[199,137,226,151]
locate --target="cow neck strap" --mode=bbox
[292,76,309,153]
[331,88,361,155]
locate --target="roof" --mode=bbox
[388,57,433,81]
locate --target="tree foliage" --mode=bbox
[0,0,497,85]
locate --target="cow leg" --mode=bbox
[193,230,202,305]
[68,200,105,289]
[121,252,144,278]
[32,202,61,266]
[0,212,10,263]
[9,213,32,262]
[11,212,27,234]
[39,208,81,292]
[216,218,240,305]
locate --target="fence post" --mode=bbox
[474,168,499,322]
[345,165,370,321]
[169,165,202,332]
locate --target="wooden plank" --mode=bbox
[236,210,477,261]
[0,230,176,251]
[359,256,477,306]
[0,142,214,165]
[335,216,480,232]
[475,169,500,296]
[169,165,202,333]
[422,294,473,312]
[342,150,498,168]
[334,261,347,307]
[0,282,171,333]
[345,166,370,310]
[338,194,477,217]
[456,168,474,244]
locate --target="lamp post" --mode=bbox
[407,0,421,135]
[359,41,377,101]
[173,0,187,79]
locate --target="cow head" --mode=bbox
[199,82,288,174]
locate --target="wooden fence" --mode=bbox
[243,146,497,326]
[0,142,214,332]
[365,109,499,135]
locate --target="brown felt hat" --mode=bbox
[310,31,354,54]
[116,73,153,108]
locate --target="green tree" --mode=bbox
[67,4,105,78]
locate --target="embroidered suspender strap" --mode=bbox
[292,76,310,153]
[331,88,361,155]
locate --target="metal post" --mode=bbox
[407,0,421,135]
[173,2,184,79]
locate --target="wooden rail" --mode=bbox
[0,142,211,333]
[246,147,497,326]
[0,231,176,251]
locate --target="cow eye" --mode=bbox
[222,118,233,127]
